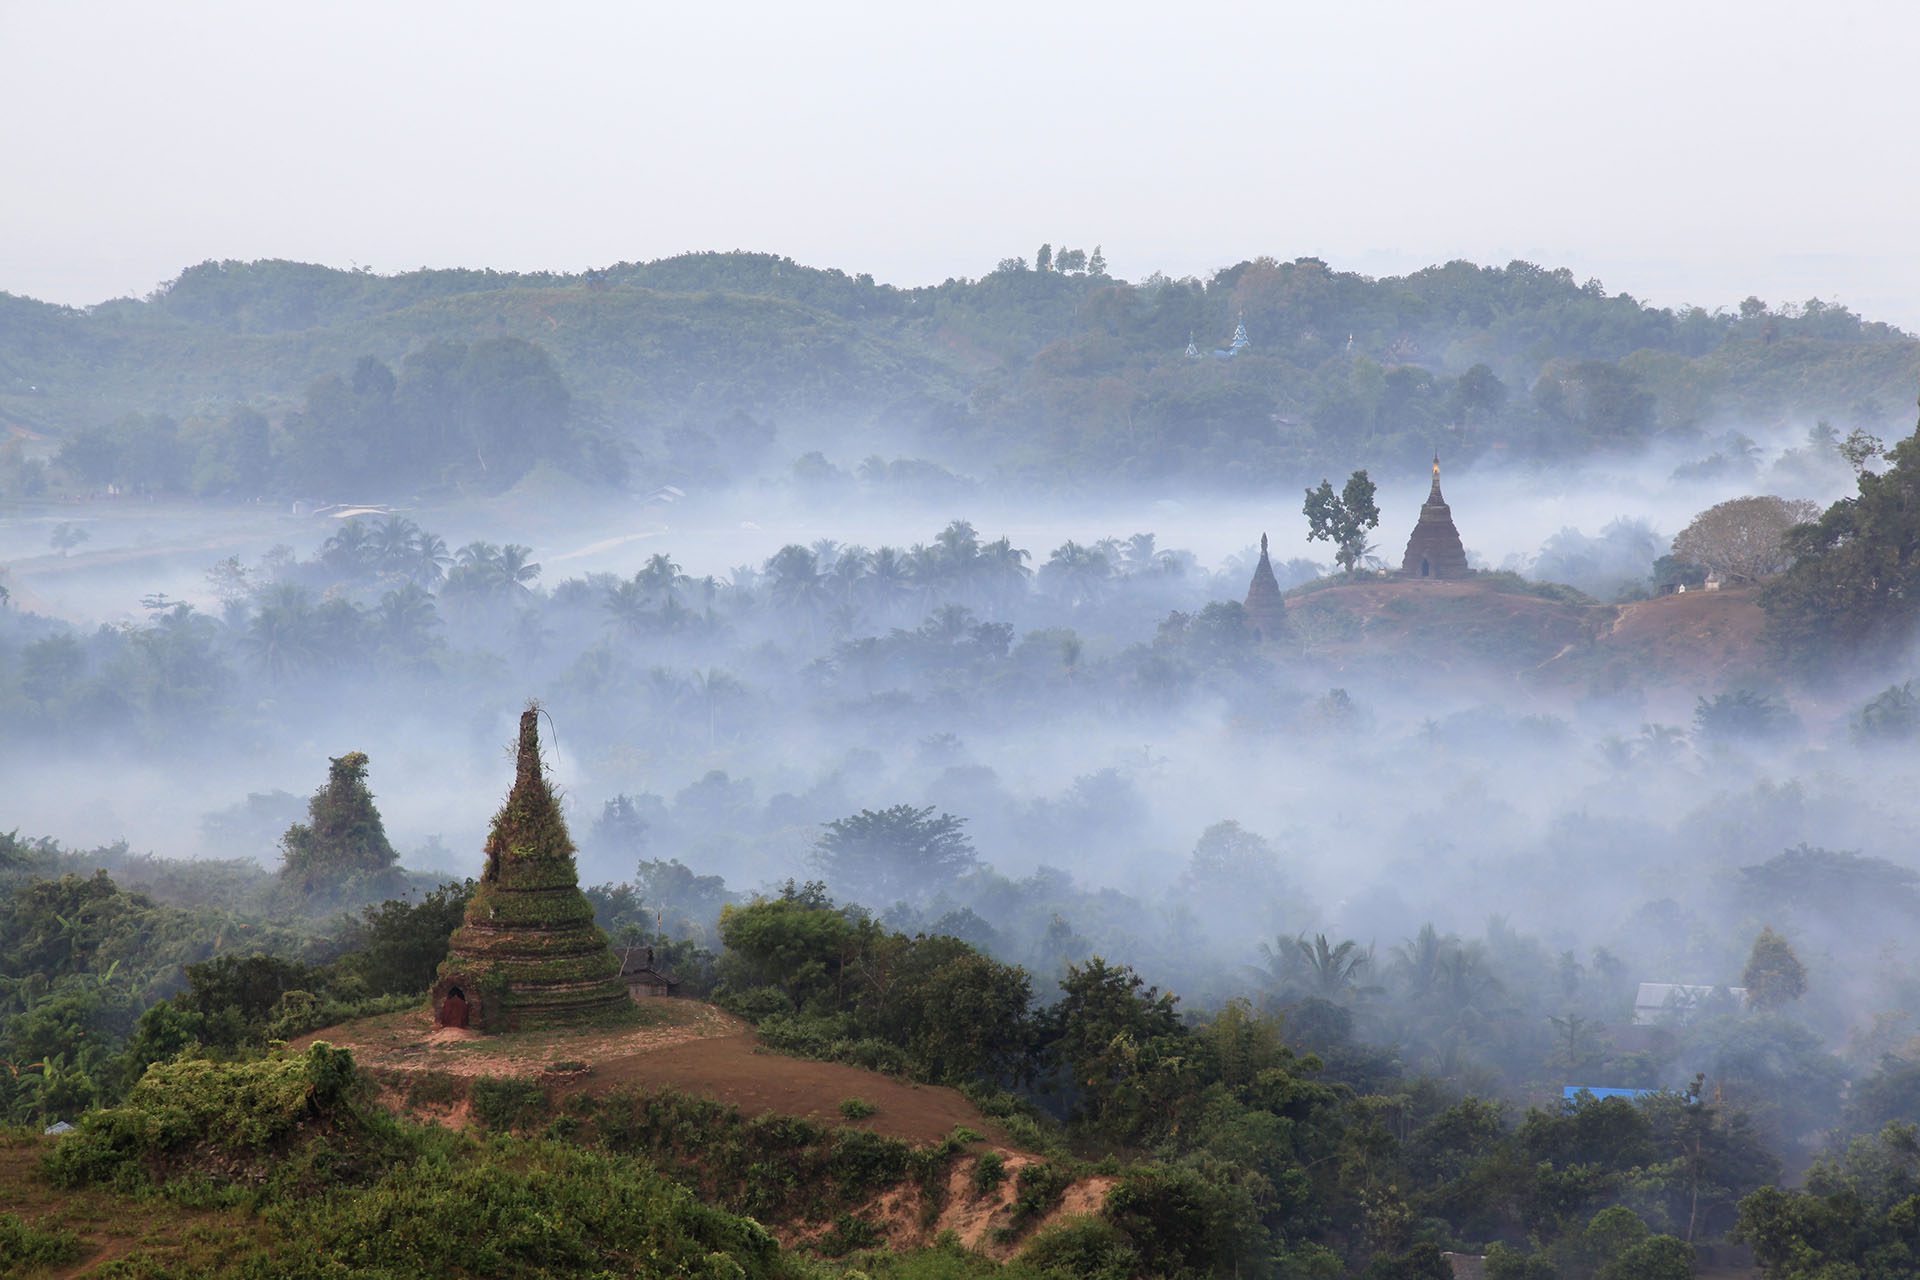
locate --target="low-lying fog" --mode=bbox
[5,418,1908,1047]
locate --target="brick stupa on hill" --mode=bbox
[432,707,629,1031]
[1243,533,1287,643]
[1400,455,1470,579]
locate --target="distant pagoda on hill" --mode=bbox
[1399,455,1470,579]
[433,706,630,1032]
[1243,533,1287,642]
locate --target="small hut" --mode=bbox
[619,945,680,1000]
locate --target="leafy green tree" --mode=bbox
[716,884,867,1011]
[1046,957,1188,1140]
[1851,681,1920,742]
[811,805,978,904]
[1737,1124,1920,1279]
[1761,421,1920,668]
[278,752,401,900]
[1692,690,1794,744]
[332,881,474,996]
[1741,928,1807,1010]
[1303,471,1381,574]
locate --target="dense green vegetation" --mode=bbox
[3,251,1914,498]
[3,761,1916,1276]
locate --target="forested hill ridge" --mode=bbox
[2,250,1917,498]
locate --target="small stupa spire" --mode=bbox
[1184,330,1201,360]
[1243,532,1286,643]
[1230,314,1250,352]
[1429,452,1444,503]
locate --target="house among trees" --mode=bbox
[618,944,679,999]
[1400,455,1470,579]
[1243,533,1287,643]
[432,706,630,1031]
[1632,981,1748,1026]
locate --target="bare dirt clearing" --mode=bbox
[299,1001,1004,1146]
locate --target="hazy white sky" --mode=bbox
[2,0,1911,324]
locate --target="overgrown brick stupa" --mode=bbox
[432,706,630,1031]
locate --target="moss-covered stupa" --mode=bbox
[432,706,629,1031]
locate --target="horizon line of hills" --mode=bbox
[2,248,1917,497]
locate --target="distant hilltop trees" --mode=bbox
[2,249,1914,501]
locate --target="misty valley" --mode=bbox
[6,250,1920,1280]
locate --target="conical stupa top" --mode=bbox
[483,705,575,885]
[1243,531,1286,640]
[1428,453,1445,503]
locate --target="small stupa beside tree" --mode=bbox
[433,706,630,1031]
[279,751,406,907]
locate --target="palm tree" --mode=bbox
[978,537,1032,615]
[370,515,421,573]
[1264,933,1375,1002]
[924,603,975,644]
[864,546,914,621]
[826,546,870,604]
[492,545,540,598]
[766,544,828,635]
[410,532,453,588]
[243,584,319,681]
[1390,924,1453,1002]
[320,521,376,578]
[637,553,684,608]
[1041,541,1113,608]
[376,582,441,655]
[1123,532,1159,574]
[603,578,650,636]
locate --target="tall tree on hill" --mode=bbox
[1673,495,1819,583]
[1742,928,1808,1011]
[1762,418,1920,670]
[811,805,978,904]
[1303,470,1381,575]
[279,751,401,900]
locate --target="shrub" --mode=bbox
[0,1213,85,1272]
[1017,1217,1137,1280]
[839,1097,877,1121]
[817,1212,884,1256]
[45,1043,370,1191]
[970,1151,1007,1196]
[998,1161,1075,1239]
[469,1077,548,1131]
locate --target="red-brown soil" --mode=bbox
[298,1001,1003,1146]
[1285,578,1770,703]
